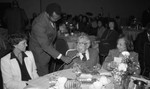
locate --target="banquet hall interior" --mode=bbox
[0,0,150,89]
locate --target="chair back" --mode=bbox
[56,38,69,55]
[143,43,150,77]
[53,38,69,71]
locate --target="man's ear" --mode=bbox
[13,45,17,48]
[86,43,91,48]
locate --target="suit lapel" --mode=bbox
[105,30,112,40]
[46,19,57,43]
[24,56,33,79]
[10,58,21,79]
[87,49,91,61]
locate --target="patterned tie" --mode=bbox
[82,53,87,61]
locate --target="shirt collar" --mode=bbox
[78,50,89,60]
[10,52,28,60]
[147,33,150,36]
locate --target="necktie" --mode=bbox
[82,53,87,61]
[50,21,55,28]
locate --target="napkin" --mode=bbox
[99,76,111,85]
[56,77,67,89]
[79,74,93,79]
[90,81,103,89]
[100,72,112,76]
[26,88,39,89]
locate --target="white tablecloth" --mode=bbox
[24,69,114,89]
[123,28,143,41]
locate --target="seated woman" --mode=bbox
[97,19,106,40]
[64,33,101,72]
[98,19,119,65]
[102,34,140,89]
[1,33,39,89]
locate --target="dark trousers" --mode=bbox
[99,54,107,65]
[139,54,144,75]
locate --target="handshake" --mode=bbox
[60,56,72,64]
[60,53,79,64]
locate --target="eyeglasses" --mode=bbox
[77,42,90,45]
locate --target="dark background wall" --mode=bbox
[0,0,150,19]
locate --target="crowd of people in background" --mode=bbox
[0,0,150,89]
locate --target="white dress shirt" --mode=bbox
[78,50,89,60]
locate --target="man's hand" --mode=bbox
[61,56,72,64]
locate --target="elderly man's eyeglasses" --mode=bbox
[77,42,90,45]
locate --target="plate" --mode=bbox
[100,72,112,77]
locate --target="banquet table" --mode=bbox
[122,27,144,41]
[24,68,150,89]
[24,68,115,89]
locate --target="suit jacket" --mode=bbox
[102,49,140,74]
[64,48,100,69]
[1,51,39,89]
[134,30,150,54]
[29,12,60,65]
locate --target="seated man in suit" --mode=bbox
[64,33,101,72]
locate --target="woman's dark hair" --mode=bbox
[106,18,122,34]
[8,33,27,46]
[118,34,134,52]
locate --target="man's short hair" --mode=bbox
[46,3,61,16]
[77,33,90,43]
[77,33,91,50]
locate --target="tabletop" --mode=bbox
[24,68,114,89]
[24,68,150,89]
[122,26,144,40]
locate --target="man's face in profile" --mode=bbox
[50,12,61,22]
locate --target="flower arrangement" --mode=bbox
[72,62,100,75]
[112,51,130,85]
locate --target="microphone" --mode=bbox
[71,53,80,61]
[57,53,79,71]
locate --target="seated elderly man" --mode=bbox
[64,33,101,72]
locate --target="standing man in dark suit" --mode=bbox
[29,3,71,76]
[134,23,150,75]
